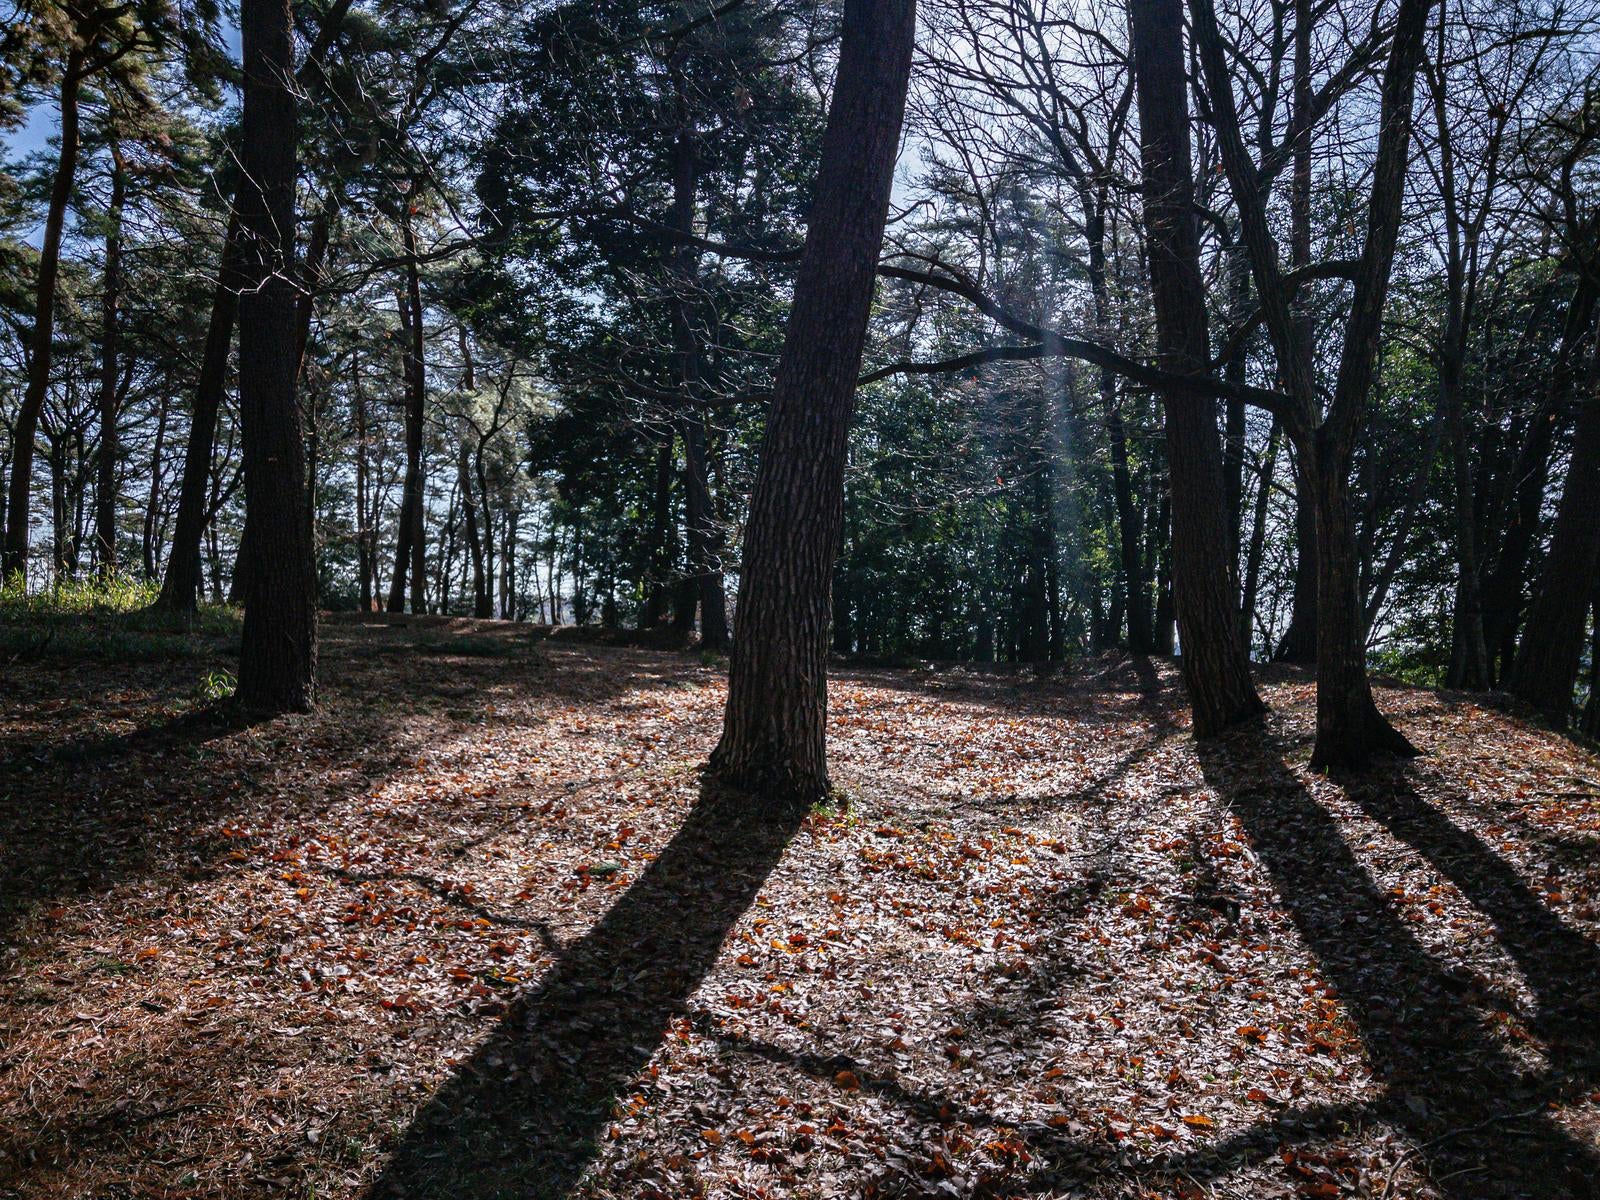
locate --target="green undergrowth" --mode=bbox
[1,576,241,663]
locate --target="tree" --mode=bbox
[709,0,917,804]
[1190,0,1434,768]
[1508,340,1600,724]
[233,0,315,712]
[1127,0,1265,734]
[2,0,219,581]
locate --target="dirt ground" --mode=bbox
[3,613,1599,1199]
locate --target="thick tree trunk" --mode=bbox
[1507,353,1600,725]
[94,145,125,577]
[1306,439,1418,767]
[4,50,82,581]
[156,210,244,610]
[709,0,916,804]
[1128,0,1264,734]
[235,0,316,713]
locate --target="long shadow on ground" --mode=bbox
[0,625,646,948]
[1196,728,1600,1199]
[369,783,806,1199]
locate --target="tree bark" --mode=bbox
[4,49,83,581]
[709,0,916,805]
[235,0,316,713]
[1129,0,1264,734]
[94,141,125,578]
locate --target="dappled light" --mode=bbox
[5,623,1600,1196]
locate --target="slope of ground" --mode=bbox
[2,614,1598,1199]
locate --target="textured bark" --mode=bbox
[709,0,916,804]
[156,211,244,610]
[234,0,316,713]
[1508,350,1600,725]
[94,144,125,578]
[1129,0,1264,734]
[4,49,82,581]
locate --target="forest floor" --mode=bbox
[4,613,1600,1200]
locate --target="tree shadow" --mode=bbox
[1350,763,1600,1048]
[1196,727,1600,1199]
[368,781,807,1199]
[0,626,655,950]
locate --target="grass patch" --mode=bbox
[1,576,241,663]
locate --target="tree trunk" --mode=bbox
[1507,351,1600,725]
[141,389,170,578]
[1128,0,1264,733]
[709,0,916,805]
[640,431,675,627]
[1306,438,1419,766]
[235,0,316,713]
[1305,0,1432,768]
[94,143,125,578]
[4,49,82,581]
[665,96,730,650]
[387,226,428,614]
[1580,587,1599,739]
[1106,396,1151,651]
[156,210,244,609]
[352,353,373,610]
[1482,276,1597,676]
[1240,418,1280,651]
[1275,458,1320,662]
[1275,0,1318,665]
